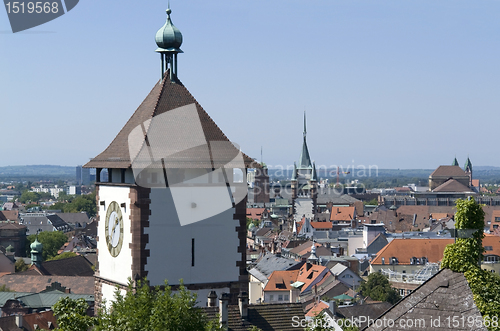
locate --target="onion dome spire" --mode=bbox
[155,6,183,82]
[30,237,43,267]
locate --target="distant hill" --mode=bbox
[267,167,500,186]
[0,165,75,179]
[475,166,500,171]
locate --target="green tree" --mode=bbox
[441,197,500,330]
[96,279,223,331]
[53,297,97,331]
[59,193,96,217]
[15,259,29,272]
[26,231,68,260]
[47,252,78,261]
[363,198,378,206]
[53,279,224,331]
[20,191,40,204]
[359,273,400,304]
[0,284,11,292]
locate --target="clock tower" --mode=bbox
[84,7,258,307]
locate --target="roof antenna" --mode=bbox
[261,146,263,165]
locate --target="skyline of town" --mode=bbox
[2,1,500,168]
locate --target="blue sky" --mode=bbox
[1,1,499,169]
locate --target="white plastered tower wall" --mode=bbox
[96,186,134,286]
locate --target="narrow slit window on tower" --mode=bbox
[191,238,195,267]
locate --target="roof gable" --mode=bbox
[433,179,472,192]
[85,72,256,169]
[330,206,355,221]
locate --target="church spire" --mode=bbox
[298,112,312,169]
[464,156,472,173]
[303,111,307,139]
[452,157,459,167]
[155,5,183,82]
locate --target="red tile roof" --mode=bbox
[330,206,355,222]
[297,264,330,293]
[371,239,454,265]
[264,270,300,292]
[305,301,329,317]
[310,222,333,230]
[246,208,265,221]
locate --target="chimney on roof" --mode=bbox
[290,287,300,303]
[207,291,217,307]
[219,293,229,327]
[329,300,336,316]
[306,262,312,271]
[238,291,249,319]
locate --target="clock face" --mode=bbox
[105,201,124,257]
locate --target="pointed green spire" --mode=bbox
[311,162,317,181]
[452,157,459,167]
[303,111,307,139]
[464,157,472,172]
[298,112,312,169]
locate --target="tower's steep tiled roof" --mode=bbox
[85,72,257,169]
[464,157,472,172]
[298,136,312,169]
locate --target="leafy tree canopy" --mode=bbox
[359,272,400,305]
[14,259,29,273]
[53,297,97,331]
[49,193,96,217]
[47,251,77,261]
[26,231,68,261]
[20,191,41,204]
[53,279,224,331]
[441,197,500,330]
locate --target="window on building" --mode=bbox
[381,257,385,265]
[278,295,283,301]
[284,294,289,302]
[495,217,500,222]
[399,289,405,296]
[270,295,274,301]
[485,246,493,251]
